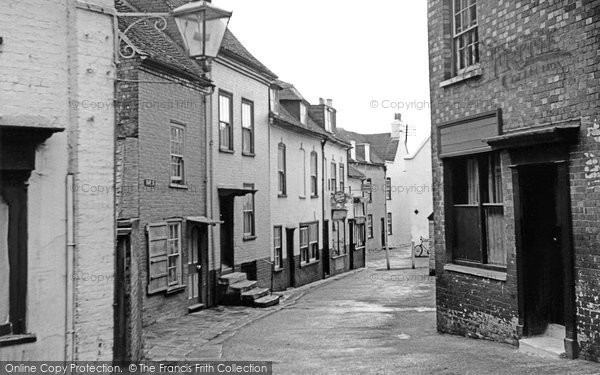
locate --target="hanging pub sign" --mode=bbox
[332,209,348,221]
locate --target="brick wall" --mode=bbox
[428,0,600,361]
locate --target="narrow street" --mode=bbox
[221,248,600,374]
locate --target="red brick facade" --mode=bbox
[429,0,600,362]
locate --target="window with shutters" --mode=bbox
[219,91,233,152]
[243,183,255,239]
[242,99,254,155]
[147,221,183,294]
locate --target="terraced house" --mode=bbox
[428,0,600,362]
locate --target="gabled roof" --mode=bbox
[348,165,366,179]
[335,128,393,164]
[404,136,431,160]
[276,80,308,102]
[271,105,330,139]
[121,0,277,80]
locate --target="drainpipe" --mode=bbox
[321,138,328,276]
[206,86,216,301]
[65,174,75,360]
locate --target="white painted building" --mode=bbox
[0,0,115,360]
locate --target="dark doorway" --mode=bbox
[114,234,130,362]
[349,220,355,269]
[322,220,330,277]
[518,164,564,335]
[219,196,235,272]
[188,226,209,306]
[286,228,295,287]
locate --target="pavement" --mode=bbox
[144,247,600,374]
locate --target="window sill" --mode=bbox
[444,263,507,281]
[243,235,257,242]
[170,183,188,190]
[311,195,319,199]
[331,253,348,260]
[219,148,235,154]
[242,152,255,158]
[278,194,287,198]
[300,259,320,268]
[299,196,306,200]
[166,285,186,295]
[273,267,284,273]
[440,65,482,88]
[0,334,37,348]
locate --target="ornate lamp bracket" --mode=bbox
[115,13,168,62]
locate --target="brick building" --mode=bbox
[114,0,214,360]
[428,0,600,361]
[0,0,115,360]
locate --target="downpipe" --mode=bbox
[65,174,75,361]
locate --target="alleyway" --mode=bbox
[145,249,600,374]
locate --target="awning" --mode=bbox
[187,216,223,225]
[483,122,580,150]
[217,185,258,197]
[0,124,64,170]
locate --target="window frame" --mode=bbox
[166,221,184,288]
[339,163,345,194]
[300,148,306,198]
[273,226,283,270]
[300,222,319,264]
[310,152,318,197]
[446,152,506,270]
[278,143,287,196]
[241,99,255,156]
[242,183,256,239]
[218,90,234,152]
[170,123,185,186]
[452,0,480,75]
[385,177,392,200]
[330,162,337,192]
[324,108,333,132]
[387,213,393,235]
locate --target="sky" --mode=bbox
[217,0,432,152]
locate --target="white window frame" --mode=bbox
[167,221,183,287]
[453,0,479,74]
[243,183,255,238]
[219,91,233,151]
[300,148,306,198]
[242,99,254,155]
[387,213,393,235]
[324,108,333,132]
[170,124,185,185]
[367,214,374,239]
[310,152,318,197]
[274,226,283,269]
[300,102,307,125]
[278,144,287,196]
[386,177,392,200]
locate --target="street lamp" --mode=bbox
[117,0,232,72]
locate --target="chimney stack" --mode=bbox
[326,99,333,107]
[319,98,325,105]
[391,113,404,140]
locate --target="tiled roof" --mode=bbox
[336,128,400,163]
[276,80,308,102]
[116,0,207,79]
[124,0,277,80]
[272,106,330,138]
[348,165,366,179]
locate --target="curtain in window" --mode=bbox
[467,158,479,204]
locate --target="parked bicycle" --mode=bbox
[414,236,429,257]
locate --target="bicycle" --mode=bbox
[414,236,430,257]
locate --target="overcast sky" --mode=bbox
[218,0,431,151]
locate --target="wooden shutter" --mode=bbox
[147,223,168,294]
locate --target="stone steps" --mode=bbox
[519,324,566,359]
[217,272,279,308]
